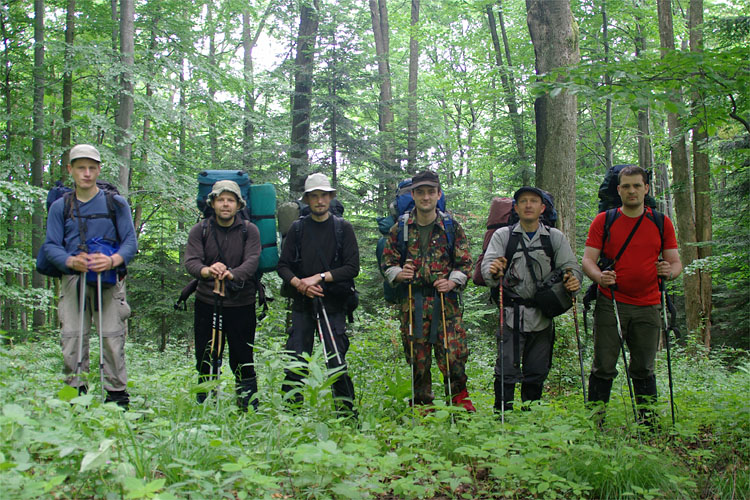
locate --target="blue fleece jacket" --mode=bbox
[42,189,138,274]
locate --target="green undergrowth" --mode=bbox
[0,307,747,499]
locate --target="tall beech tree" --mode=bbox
[657,0,702,346]
[689,0,713,348]
[115,0,134,195]
[526,0,580,242]
[289,0,320,195]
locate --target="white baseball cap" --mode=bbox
[69,144,101,163]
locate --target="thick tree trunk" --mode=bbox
[406,0,419,171]
[657,0,702,346]
[115,0,134,195]
[31,0,45,329]
[689,0,712,348]
[526,0,579,245]
[487,2,529,184]
[369,0,395,208]
[290,0,320,196]
[61,0,75,174]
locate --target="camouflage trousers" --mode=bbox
[399,293,468,404]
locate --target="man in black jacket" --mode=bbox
[185,180,261,411]
[277,173,360,416]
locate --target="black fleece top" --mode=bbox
[184,216,261,307]
[277,215,359,313]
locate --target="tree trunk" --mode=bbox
[526,0,579,245]
[242,3,272,175]
[115,0,134,195]
[657,0,702,346]
[488,1,529,184]
[601,1,613,170]
[369,0,395,208]
[31,0,45,329]
[689,0,712,348]
[61,0,75,174]
[406,0,419,171]
[289,0,320,196]
[207,5,218,168]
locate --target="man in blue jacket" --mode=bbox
[42,144,137,408]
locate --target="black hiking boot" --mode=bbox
[105,390,130,410]
[587,374,613,428]
[493,379,515,414]
[633,375,658,430]
[236,377,258,412]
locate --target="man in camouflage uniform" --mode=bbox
[381,171,475,411]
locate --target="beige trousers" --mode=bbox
[58,274,131,391]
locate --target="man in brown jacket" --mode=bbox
[185,180,261,410]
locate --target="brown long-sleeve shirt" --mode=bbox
[185,216,261,307]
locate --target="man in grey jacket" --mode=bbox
[481,187,581,412]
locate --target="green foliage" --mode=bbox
[1,301,748,498]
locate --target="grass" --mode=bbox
[0,303,748,499]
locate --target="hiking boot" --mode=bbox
[587,374,613,428]
[451,388,476,412]
[633,375,658,430]
[105,390,130,410]
[493,379,515,413]
[521,382,543,403]
[236,377,258,412]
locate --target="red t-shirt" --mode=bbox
[585,208,678,306]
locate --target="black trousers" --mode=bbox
[194,299,256,382]
[495,322,555,386]
[283,308,355,406]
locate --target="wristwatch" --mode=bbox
[320,273,326,282]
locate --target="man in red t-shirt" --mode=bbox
[582,165,682,426]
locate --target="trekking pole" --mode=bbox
[313,299,330,362]
[439,291,454,422]
[75,273,87,395]
[660,278,676,426]
[407,259,415,410]
[498,280,505,425]
[567,269,587,404]
[317,298,342,364]
[610,289,638,424]
[96,272,105,403]
[210,278,225,394]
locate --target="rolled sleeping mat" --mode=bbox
[249,183,278,272]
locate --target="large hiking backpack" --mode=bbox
[175,171,278,313]
[598,163,657,212]
[36,179,125,279]
[196,170,278,273]
[375,177,453,304]
[472,197,513,286]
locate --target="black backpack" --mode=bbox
[36,180,125,278]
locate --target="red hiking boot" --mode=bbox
[452,389,476,412]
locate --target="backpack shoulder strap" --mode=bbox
[332,215,344,263]
[646,208,665,252]
[539,227,555,270]
[396,213,410,266]
[504,223,521,262]
[438,210,456,261]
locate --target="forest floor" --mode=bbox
[1,304,748,499]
